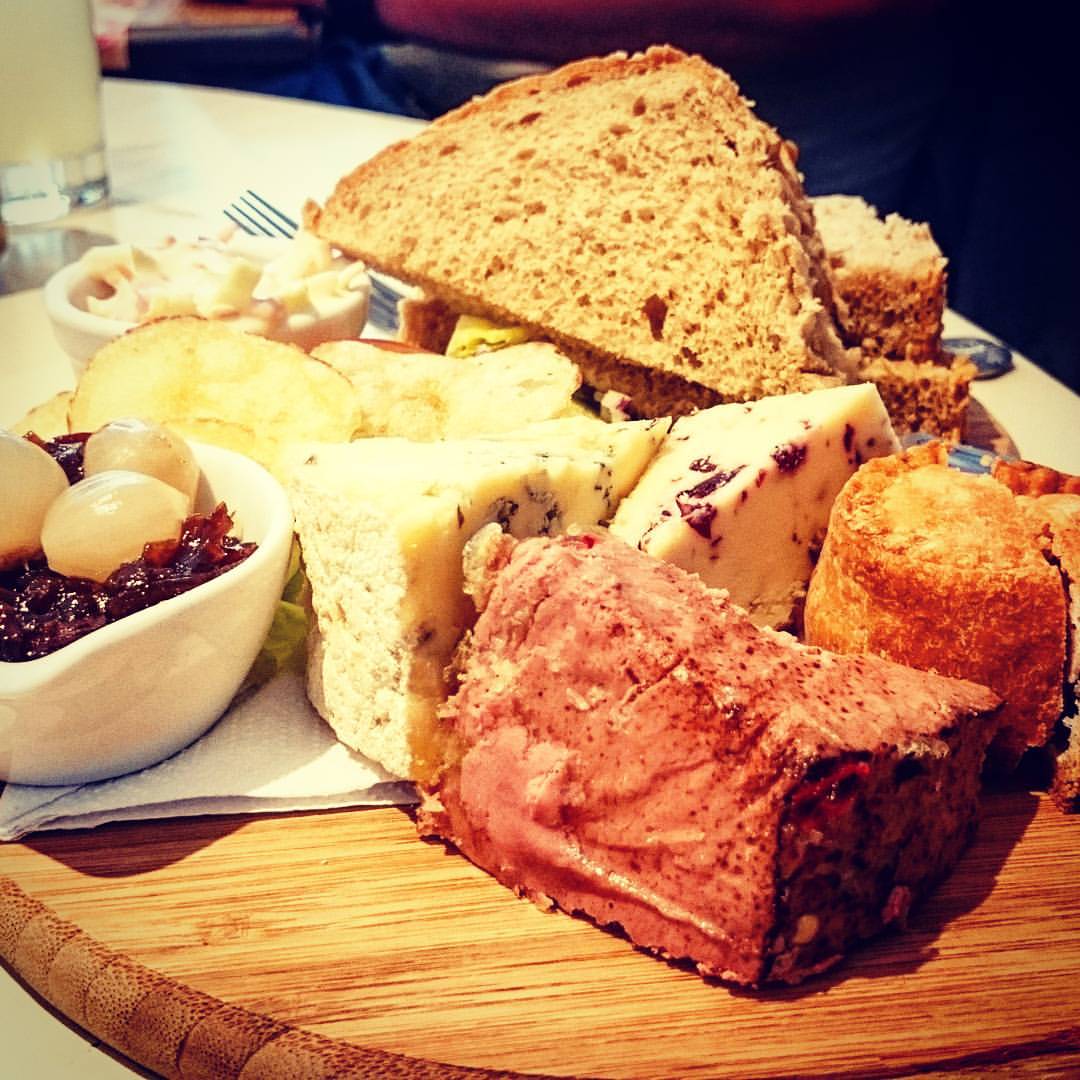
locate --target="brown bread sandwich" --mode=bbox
[812,194,976,440]
[308,46,857,418]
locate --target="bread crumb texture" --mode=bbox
[814,192,946,368]
[312,46,849,404]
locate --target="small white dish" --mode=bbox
[0,441,294,786]
[43,234,371,377]
[43,258,132,375]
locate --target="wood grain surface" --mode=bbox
[2,787,1080,1079]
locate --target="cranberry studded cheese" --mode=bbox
[610,383,898,627]
[422,531,1000,986]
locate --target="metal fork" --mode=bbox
[225,190,402,332]
[224,190,297,241]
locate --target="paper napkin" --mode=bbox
[0,672,417,842]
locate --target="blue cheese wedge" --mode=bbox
[287,416,669,780]
[610,384,899,628]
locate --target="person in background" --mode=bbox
[203,1,1079,394]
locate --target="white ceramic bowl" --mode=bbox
[0,441,294,786]
[43,238,370,376]
[43,259,133,375]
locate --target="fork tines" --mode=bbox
[225,191,403,332]
[368,277,402,332]
[225,191,298,239]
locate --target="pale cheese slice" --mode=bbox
[288,415,670,780]
[610,383,899,628]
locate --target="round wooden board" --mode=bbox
[3,398,1074,1078]
[2,789,1080,1079]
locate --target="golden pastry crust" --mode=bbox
[1019,490,1080,807]
[992,457,1080,497]
[805,442,1067,764]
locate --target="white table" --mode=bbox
[1,78,1078,1078]
[0,78,426,1080]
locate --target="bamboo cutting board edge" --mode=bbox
[2,789,1080,1080]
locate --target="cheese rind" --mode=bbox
[289,416,669,779]
[610,384,898,627]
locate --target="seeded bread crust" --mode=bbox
[309,46,852,410]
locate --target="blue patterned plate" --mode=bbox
[900,432,1005,474]
[944,337,1014,380]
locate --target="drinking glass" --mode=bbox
[0,0,109,225]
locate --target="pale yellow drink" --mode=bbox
[0,0,107,222]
